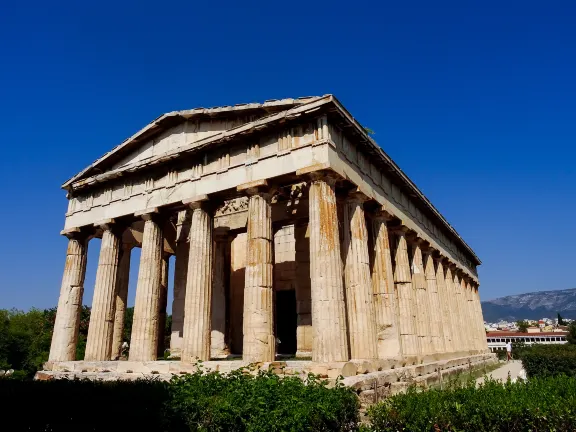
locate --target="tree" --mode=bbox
[567,321,576,345]
[516,320,529,333]
[558,313,566,326]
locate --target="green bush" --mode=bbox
[522,344,576,378]
[0,368,359,432]
[167,367,359,431]
[367,376,576,432]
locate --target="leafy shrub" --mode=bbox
[0,368,359,432]
[521,344,576,378]
[367,376,576,432]
[166,367,359,432]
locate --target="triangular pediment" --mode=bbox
[63,96,323,188]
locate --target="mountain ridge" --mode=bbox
[481,287,576,322]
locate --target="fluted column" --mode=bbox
[452,269,466,353]
[393,228,420,358]
[423,250,444,354]
[411,239,432,356]
[211,228,229,358]
[444,265,460,352]
[371,211,401,359]
[157,253,169,357]
[435,258,453,353]
[240,183,275,362]
[460,274,472,351]
[129,211,163,361]
[342,194,378,360]
[307,175,349,362]
[85,221,122,361]
[170,209,190,357]
[182,198,213,362]
[467,280,480,352]
[111,243,132,360]
[473,283,488,351]
[49,231,89,362]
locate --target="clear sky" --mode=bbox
[0,1,574,311]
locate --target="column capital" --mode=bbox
[433,253,447,264]
[175,209,191,243]
[295,164,343,186]
[183,194,210,210]
[407,233,426,247]
[93,218,127,236]
[135,207,161,222]
[60,226,91,241]
[390,224,411,236]
[237,179,275,199]
[346,187,371,204]
[371,206,395,221]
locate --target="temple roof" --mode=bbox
[62,96,322,188]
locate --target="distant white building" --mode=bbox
[486,331,568,352]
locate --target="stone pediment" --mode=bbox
[63,97,322,189]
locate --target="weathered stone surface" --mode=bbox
[308,176,349,362]
[393,229,420,357]
[49,234,88,362]
[85,225,122,361]
[182,202,213,362]
[130,215,163,361]
[111,243,131,360]
[242,190,275,362]
[342,196,378,360]
[52,96,486,374]
[435,259,453,353]
[211,231,229,358]
[157,254,169,357]
[371,214,401,359]
[170,209,190,357]
[411,241,432,356]
[424,251,444,354]
[444,266,460,351]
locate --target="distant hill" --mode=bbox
[481,288,576,322]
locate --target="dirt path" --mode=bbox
[476,360,524,385]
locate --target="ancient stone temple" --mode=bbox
[42,95,493,383]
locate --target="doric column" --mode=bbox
[170,209,190,357]
[423,249,444,354]
[307,174,349,362]
[211,228,229,358]
[239,181,275,362]
[182,197,213,362]
[393,227,420,358]
[371,211,401,359]
[157,253,169,357]
[473,283,488,351]
[444,265,460,352]
[295,222,312,356]
[111,242,132,360]
[342,193,378,360]
[467,279,480,352]
[434,257,453,353]
[129,210,164,362]
[452,268,466,353]
[460,273,472,351]
[410,238,432,356]
[49,230,89,362]
[85,221,123,361]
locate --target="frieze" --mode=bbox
[214,197,249,217]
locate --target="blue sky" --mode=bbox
[0,1,574,310]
